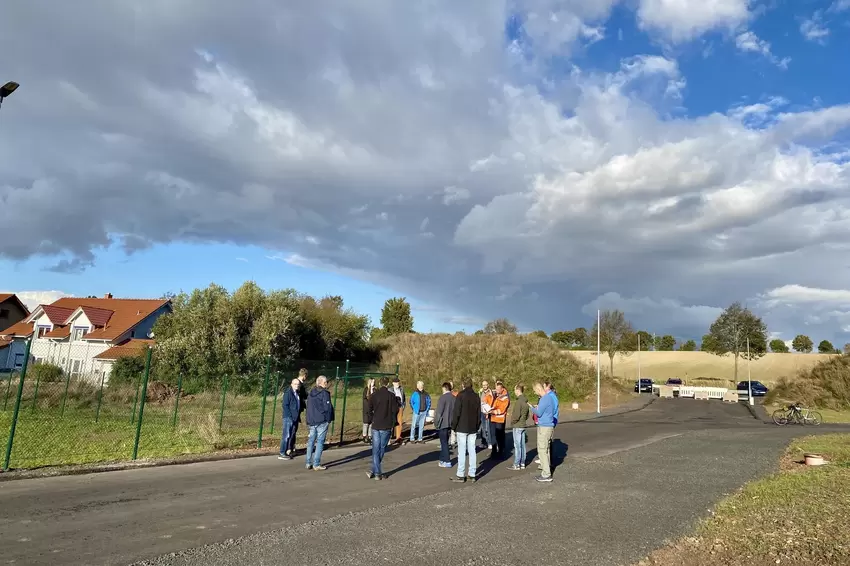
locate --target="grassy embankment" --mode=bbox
[1,333,623,470]
[765,354,850,423]
[637,434,850,566]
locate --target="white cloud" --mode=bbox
[734,31,790,69]
[801,13,830,44]
[2,290,70,311]
[759,285,850,306]
[829,0,850,13]
[442,186,471,205]
[637,0,751,42]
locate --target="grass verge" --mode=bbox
[636,434,850,566]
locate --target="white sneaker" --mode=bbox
[488,445,493,450]
[535,458,540,464]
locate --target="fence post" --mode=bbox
[30,367,42,414]
[131,347,153,460]
[4,370,15,410]
[95,371,106,423]
[257,356,271,448]
[269,372,281,434]
[59,365,72,417]
[338,359,350,445]
[171,372,183,429]
[395,362,400,379]
[130,371,142,424]
[3,339,32,471]
[218,374,229,431]
[330,366,340,436]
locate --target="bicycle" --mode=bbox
[772,403,822,426]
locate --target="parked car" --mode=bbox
[737,380,769,396]
[665,378,683,386]
[634,378,654,393]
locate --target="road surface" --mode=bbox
[0,399,839,566]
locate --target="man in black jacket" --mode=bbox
[368,377,399,480]
[451,378,481,483]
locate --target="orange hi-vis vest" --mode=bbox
[489,391,510,424]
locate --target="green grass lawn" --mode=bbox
[637,434,850,566]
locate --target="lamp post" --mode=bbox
[0,81,20,111]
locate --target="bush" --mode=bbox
[109,355,146,386]
[766,354,850,409]
[29,363,64,383]
[377,332,611,402]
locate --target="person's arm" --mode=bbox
[451,394,462,430]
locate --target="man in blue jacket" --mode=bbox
[409,380,431,443]
[279,378,302,460]
[305,375,335,470]
[530,381,559,483]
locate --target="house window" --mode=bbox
[0,309,8,320]
[71,327,89,341]
[13,354,24,369]
[70,359,82,378]
[37,326,50,339]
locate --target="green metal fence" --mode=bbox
[0,340,399,471]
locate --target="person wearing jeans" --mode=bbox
[409,381,431,443]
[434,382,456,467]
[279,378,302,460]
[451,378,482,483]
[367,376,399,480]
[507,384,530,470]
[529,381,559,482]
[305,375,335,470]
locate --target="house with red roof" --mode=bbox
[0,294,30,371]
[0,293,171,380]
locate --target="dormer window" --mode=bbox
[37,326,50,339]
[71,327,89,341]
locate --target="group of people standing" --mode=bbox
[280,369,560,484]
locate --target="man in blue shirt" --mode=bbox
[530,381,559,483]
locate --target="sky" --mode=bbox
[3,0,850,344]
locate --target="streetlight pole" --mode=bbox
[0,81,20,111]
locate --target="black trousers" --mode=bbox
[438,428,451,463]
[492,422,506,457]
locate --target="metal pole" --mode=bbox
[747,337,753,406]
[95,370,106,423]
[218,374,229,430]
[257,357,271,448]
[596,310,601,414]
[338,359,350,445]
[171,372,183,429]
[131,347,153,460]
[330,366,340,436]
[637,333,641,389]
[4,339,32,471]
[269,372,281,434]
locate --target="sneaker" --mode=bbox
[535,475,553,483]
[488,445,493,450]
[305,465,312,470]
[278,454,288,460]
[507,464,520,471]
[313,465,327,471]
[439,462,452,468]
[535,458,540,464]
[520,465,526,469]
[467,476,477,483]
[367,471,375,479]
[375,474,384,481]
[451,476,466,483]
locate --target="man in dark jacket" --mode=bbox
[435,382,456,467]
[297,368,308,413]
[367,377,399,480]
[279,378,302,460]
[451,379,481,483]
[305,375,334,471]
[507,384,530,470]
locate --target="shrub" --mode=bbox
[377,332,613,402]
[28,363,64,383]
[109,355,146,386]
[766,354,850,409]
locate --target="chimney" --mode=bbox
[104,293,113,299]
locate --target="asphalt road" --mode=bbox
[0,399,843,566]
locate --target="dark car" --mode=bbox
[737,380,769,396]
[634,378,654,393]
[665,378,683,386]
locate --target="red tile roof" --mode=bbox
[43,326,71,339]
[0,336,11,350]
[93,339,155,360]
[46,297,169,342]
[41,305,75,325]
[77,306,114,328]
[0,321,34,338]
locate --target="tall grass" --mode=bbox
[766,354,850,409]
[378,333,613,401]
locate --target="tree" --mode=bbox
[572,327,591,349]
[679,339,697,351]
[844,343,850,355]
[483,318,518,334]
[530,330,548,339]
[769,339,789,353]
[370,327,387,341]
[703,302,768,381]
[473,329,485,335]
[591,310,635,377]
[818,339,835,354]
[700,334,717,351]
[657,335,676,351]
[792,334,813,353]
[550,330,574,347]
[636,330,653,351]
[380,297,413,335]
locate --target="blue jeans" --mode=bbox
[305,422,329,467]
[371,428,391,476]
[512,427,526,467]
[280,417,298,455]
[478,415,492,446]
[455,432,477,478]
[410,411,427,441]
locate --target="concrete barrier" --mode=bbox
[659,386,674,399]
[722,391,739,403]
[694,390,710,400]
